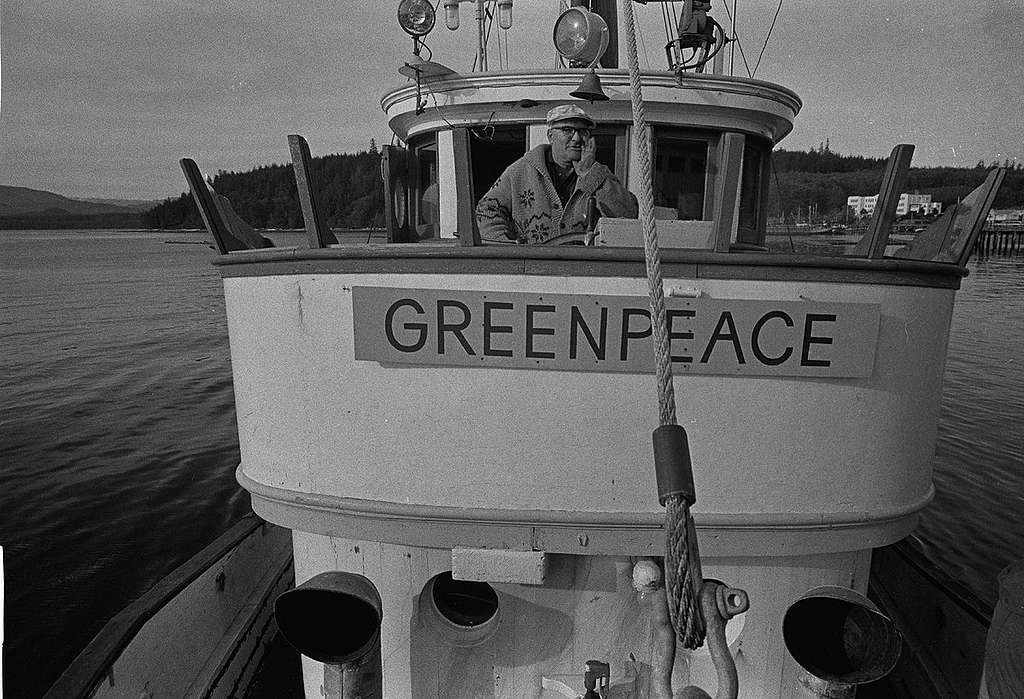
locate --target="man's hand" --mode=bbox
[574,136,597,175]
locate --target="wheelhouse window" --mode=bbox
[652,130,712,220]
[591,126,627,182]
[470,126,528,203]
[587,126,628,235]
[469,124,627,204]
[414,138,439,239]
[737,137,770,247]
[382,132,443,242]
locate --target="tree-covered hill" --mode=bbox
[769,145,1024,222]
[146,149,384,230]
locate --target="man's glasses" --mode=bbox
[553,126,592,139]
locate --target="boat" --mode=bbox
[42,515,293,699]
[43,1,1016,697]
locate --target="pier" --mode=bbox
[974,224,1024,257]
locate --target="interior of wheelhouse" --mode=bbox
[369,111,998,266]
[382,120,773,249]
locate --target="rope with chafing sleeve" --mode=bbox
[621,0,706,650]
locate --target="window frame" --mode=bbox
[650,127,720,221]
[411,135,439,239]
[736,136,772,248]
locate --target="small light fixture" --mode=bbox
[552,7,609,68]
[398,0,436,37]
[497,0,513,30]
[443,0,459,30]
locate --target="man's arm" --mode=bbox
[578,164,639,219]
[574,137,639,219]
[475,173,518,242]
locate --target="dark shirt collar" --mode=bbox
[545,146,574,175]
[544,147,577,205]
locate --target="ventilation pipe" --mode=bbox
[418,571,501,646]
[782,586,902,698]
[275,572,383,699]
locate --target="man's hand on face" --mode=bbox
[574,135,597,175]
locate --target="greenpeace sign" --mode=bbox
[352,286,879,377]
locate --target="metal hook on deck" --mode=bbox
[633,560,748,699]
[677,580,748,699]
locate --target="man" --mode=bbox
[476,104,638,244]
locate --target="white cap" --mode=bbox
[545,104,596,128]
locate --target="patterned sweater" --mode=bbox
[476,144,638,244]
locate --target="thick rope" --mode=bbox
[621,0,706,650]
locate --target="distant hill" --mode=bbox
[0,185,140,216]
[71,197,161,212]
[0,185,149,229]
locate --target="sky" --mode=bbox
[1,0,1022,200]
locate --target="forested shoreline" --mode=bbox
[143,149,384,230]
[146,144,1023,230]
[768,146,1024,223]
[4,145,1021,231]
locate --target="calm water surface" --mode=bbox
[916,252,1024,603]
[1,230,1022,697]
[1,231,249,697]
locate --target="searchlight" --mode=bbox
[398,0,436,37]
[553,7,609,68]
[553,6,610,101]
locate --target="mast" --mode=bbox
[476,0,488,70]
[589,0,619,68]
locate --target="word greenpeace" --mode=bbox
[351,287,879,377]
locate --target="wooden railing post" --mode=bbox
[852,144,914,258]
[289,135,338,248]
[712,133,744,253]
[452,128,481,246]
[893,168,1006,264]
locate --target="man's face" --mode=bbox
[548,119,592,166]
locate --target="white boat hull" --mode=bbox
[220,249,962,697]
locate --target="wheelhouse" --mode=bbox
[379,70,794,249]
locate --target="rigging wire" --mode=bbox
[718,0,752,77]
[769,154,796,252]
[752,0,783,78]
[477,0,512,70]
[471,1,491,71]
[731,0,737,74]
[503,19,509,68]
[485,1,495,68]
[661,1,673,42]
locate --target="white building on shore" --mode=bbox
[986,209,1024,225]
[847,193,941,217]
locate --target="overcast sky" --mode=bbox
[2,0,1022,200]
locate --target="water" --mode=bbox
[1,230,1022,697]
[1,231,249,698]
[916,254,1024,604]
